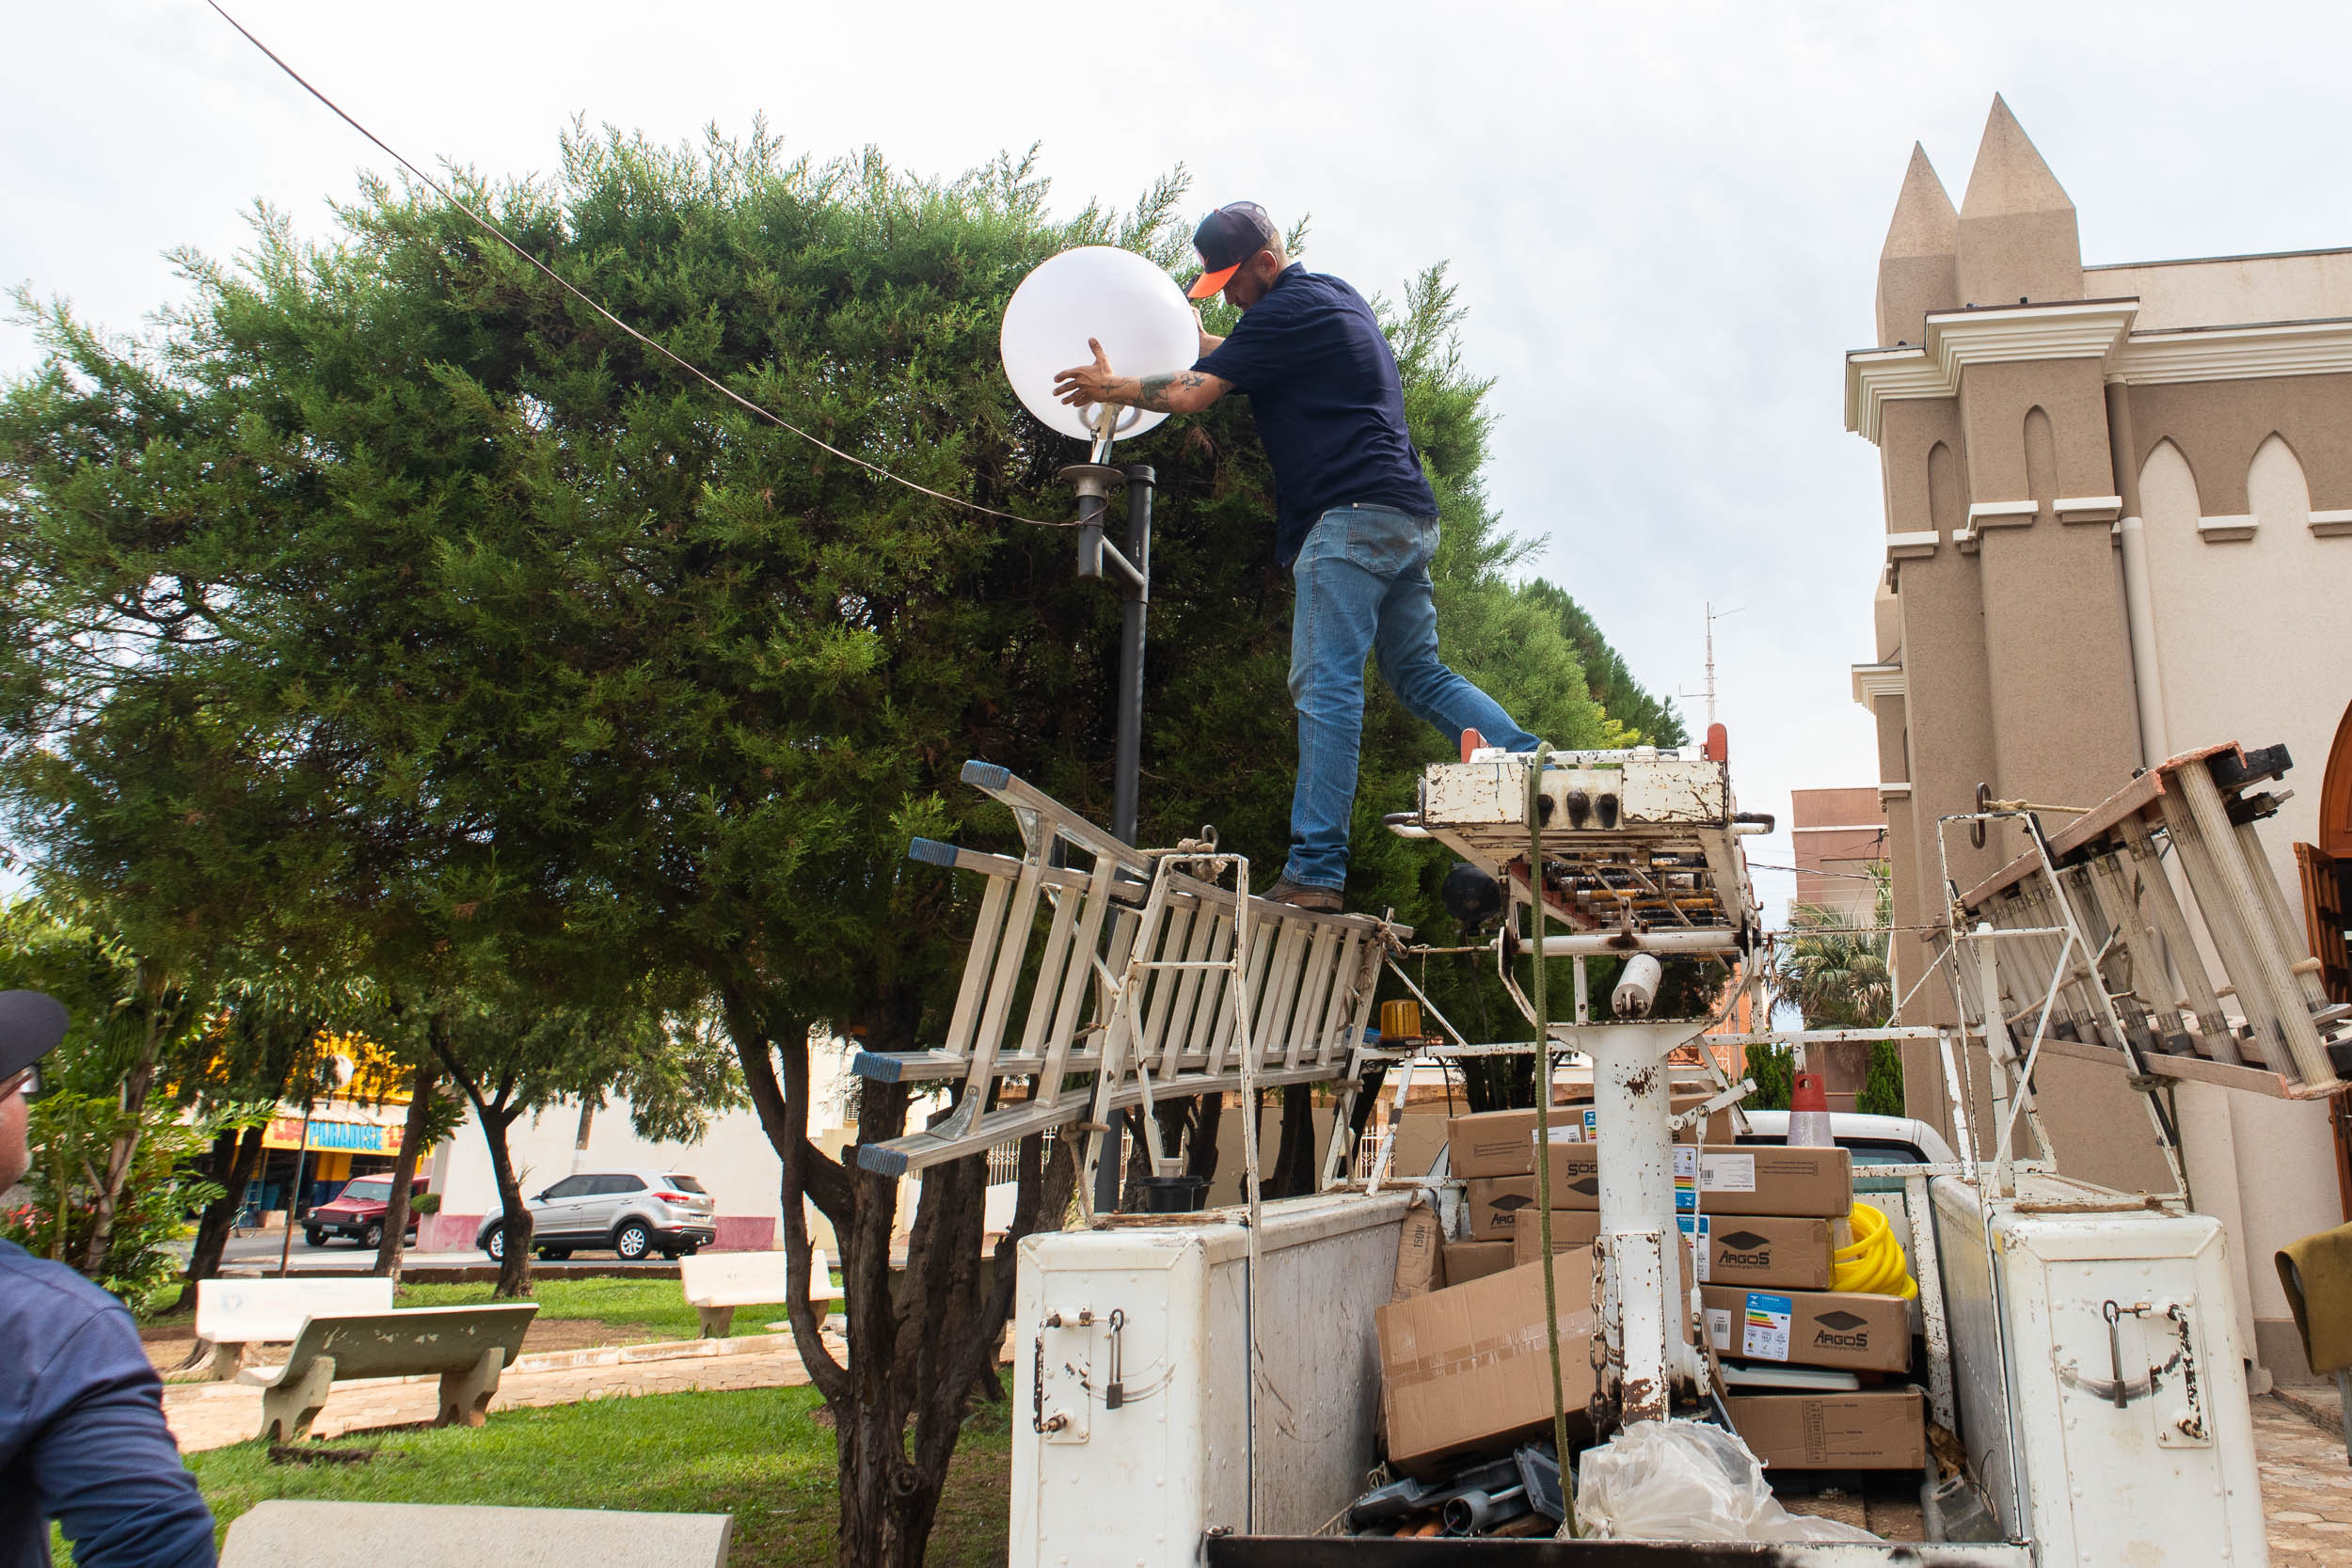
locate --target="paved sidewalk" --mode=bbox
[165,1330,840,1453]
[2261,1393,2352,1567]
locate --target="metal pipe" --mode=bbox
[1590,1024,1687,1424]
[1112,465,1153,846]
[1610,954,1662,1017]
[1093,538,1146,596]
[1529,929,1745,957]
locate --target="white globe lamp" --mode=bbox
[999,245,1200,448]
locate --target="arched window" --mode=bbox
[2325,701,2352,861]
[2138,438,2199,526]
[2248,433,2312,534]
[2296,701,2352,1008]
[1927,441,1962,538]
[2023,406,2058,521]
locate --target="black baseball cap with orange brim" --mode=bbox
[1187,202,1280,300]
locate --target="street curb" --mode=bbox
[216,1261,686,1283]
[2269,1386,2346,1436]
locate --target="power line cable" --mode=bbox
[199,0,1074,530]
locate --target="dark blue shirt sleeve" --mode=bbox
[27,1308,217,1568]
[1194,302,1297,394]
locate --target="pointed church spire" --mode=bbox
[1876,144,1958,347]
[1955,95,2081,308]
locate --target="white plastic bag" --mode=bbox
[1575,1420,1880,1543]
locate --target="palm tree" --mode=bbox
[1771,868,1903,1116]
[1775,870,1894,1029]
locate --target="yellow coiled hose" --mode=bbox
[1832,1201,1916,1300]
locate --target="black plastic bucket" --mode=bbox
[1136,1175,1209,1213]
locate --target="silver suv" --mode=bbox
[474,1170,717,1261]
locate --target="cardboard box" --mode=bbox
[1700,1286,1910,1372]
[1726,1389,1927,1470]
[1375,1251,1597,1476]
[1683,1214,1836,1290]
[1442,1239,1515,1287]
[1465,1176,1537,1239]
[1543,1143,1853,1217]
[1511,1210,1604,1265]
[1528,1091,1729,1147]
[1447,1108,1539,1178]
[1392,1196,1444,1300]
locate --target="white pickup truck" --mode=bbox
[1009,1115,2269,1567]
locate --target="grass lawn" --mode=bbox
[183,1384,1011,1566]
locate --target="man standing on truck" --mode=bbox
[1054,201,1541,912]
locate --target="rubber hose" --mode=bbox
[1832,1200,1916,1299]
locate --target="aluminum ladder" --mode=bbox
[1944,740,2349,1102]
[851,761,1407,1183]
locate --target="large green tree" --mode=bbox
[0,128,1649,1561]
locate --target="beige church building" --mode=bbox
[1845,97,2352,1385]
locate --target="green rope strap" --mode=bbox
[1525,743,1579,1536]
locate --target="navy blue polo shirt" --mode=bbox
[1194,264,1439,565]
[0,1239,217,1566]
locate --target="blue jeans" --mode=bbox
[1284,506,1541,889]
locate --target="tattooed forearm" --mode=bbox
[1128,371,1209,411]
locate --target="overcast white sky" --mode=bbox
[8,0,2352,916]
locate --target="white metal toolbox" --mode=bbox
[1010,1190,1412,1566]
[1932,1171,2269,1567]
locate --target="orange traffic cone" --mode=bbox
[1789,1069,1835,1148]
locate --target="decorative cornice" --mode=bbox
[1876,782,1914,800]
[2056,495,2122,523]
[2312,509,2352,538]
[1968,499,2037,525]
[2198,515,2258,542]
[1850,308,2352,447]
[2108,318,2352,387]
[1885,530,1938,560]
[1845,300,2139,444]
[1851,662,1905,706]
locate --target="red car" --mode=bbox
[304,1175,424,1249]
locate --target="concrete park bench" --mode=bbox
[195,1276,395,1380]
[679,1248,842,1338]
[219,1499,731,1567]
[240,1302,538,1442]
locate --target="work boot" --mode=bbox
[1263,877,1343,913]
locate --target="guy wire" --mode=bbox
[199,0,1076,531]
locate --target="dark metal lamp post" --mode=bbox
[1060,448,1157,1212]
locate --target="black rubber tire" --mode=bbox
[484,1228,505,1261]
[360,1221,384,1250]
[673,1242,699,1258]
[612,1222,654,1260]
[302,1227,326,1248]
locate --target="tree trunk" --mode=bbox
[180,1123,266,1305]
[1185,1093,1223,1184]
[373,1059,439,1280]
[426,1015,532,1298]
[728,985,1075,1568]
[83,987,173,1274]
[480,1108,533,1299]
[1343,1064,1388,1181]
[1265,1084,1318,1197]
